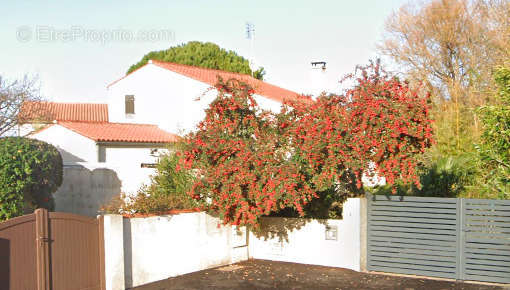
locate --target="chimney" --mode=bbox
[309,61,327,98]
[311,61,326,71]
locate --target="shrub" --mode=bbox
[369,155,476,198]
[475,65,510,198]
[144,151,196,199]
[0,137,63,221]
[181,61,434,228]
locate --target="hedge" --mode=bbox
[0,137,63,221]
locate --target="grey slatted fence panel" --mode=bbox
[367,195,459,279]
[462,198,510,284]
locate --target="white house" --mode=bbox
[106,60,305,134]
[21,60,303,216]
[19,102,177,216]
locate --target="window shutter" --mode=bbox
[125,95,135,114]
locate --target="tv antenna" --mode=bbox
[246,22,255,40]
[246,22,255,73]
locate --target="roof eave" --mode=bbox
[95,141,176,147]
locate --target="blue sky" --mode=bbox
[0,0,408,102]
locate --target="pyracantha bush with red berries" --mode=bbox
[181,62,434,227]
[280,62,434,193]
[180,79,317,227]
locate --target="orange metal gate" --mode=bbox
[0,209,105,290]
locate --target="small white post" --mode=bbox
[103,215,125,290]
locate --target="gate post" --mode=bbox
[455,198,465,281]
[35,208,50,290]
[103,214,125,290]
[359,197,368,272]
[98,215,106,290]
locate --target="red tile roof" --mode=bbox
[58,122,179,143]
[108,60,311,104]
[20,101,109,123]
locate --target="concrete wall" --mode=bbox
[103,212,248,289]
[107,63,282,135]
[51,151,162,216]
[248,198,361,271]
[102,199,364,289]
[53,165,122,216]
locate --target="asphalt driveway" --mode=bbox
[131,259,505,290]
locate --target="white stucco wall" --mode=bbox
[107,64,282,135]
[51,148,163,216]
[31,124,98,164]
[103,212,248,289]
[248,198,361,271]
[102,146,166,195]
[102,200,363,289]
[253,94,282,113]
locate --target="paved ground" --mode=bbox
[131,259,505,290]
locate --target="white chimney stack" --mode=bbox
[309,61,327,98]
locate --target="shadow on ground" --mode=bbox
[131,259,504,290]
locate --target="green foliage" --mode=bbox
[139,151,198,207]
[476,66,510,198]
[127,41,266,80]
[478,66,510,160]
[417,156,476,198]
[369,155,476,198]
[410,65,510,199]
[428,102,480,157]
[377,0,510,200]
[0,137,63,221]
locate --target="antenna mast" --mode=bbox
[245,22,255,75]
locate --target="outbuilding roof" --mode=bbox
[57,122,179,143]
[20,101,109,123]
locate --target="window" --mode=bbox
[125,95,135,115]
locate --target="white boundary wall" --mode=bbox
[103,198,362,289]
[103,212,248,290]
[248,198,361,271]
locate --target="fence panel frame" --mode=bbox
[35,209,51,290]
[367,194,510,284]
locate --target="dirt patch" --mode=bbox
[131,259,505,290]
[216,264,245,272]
